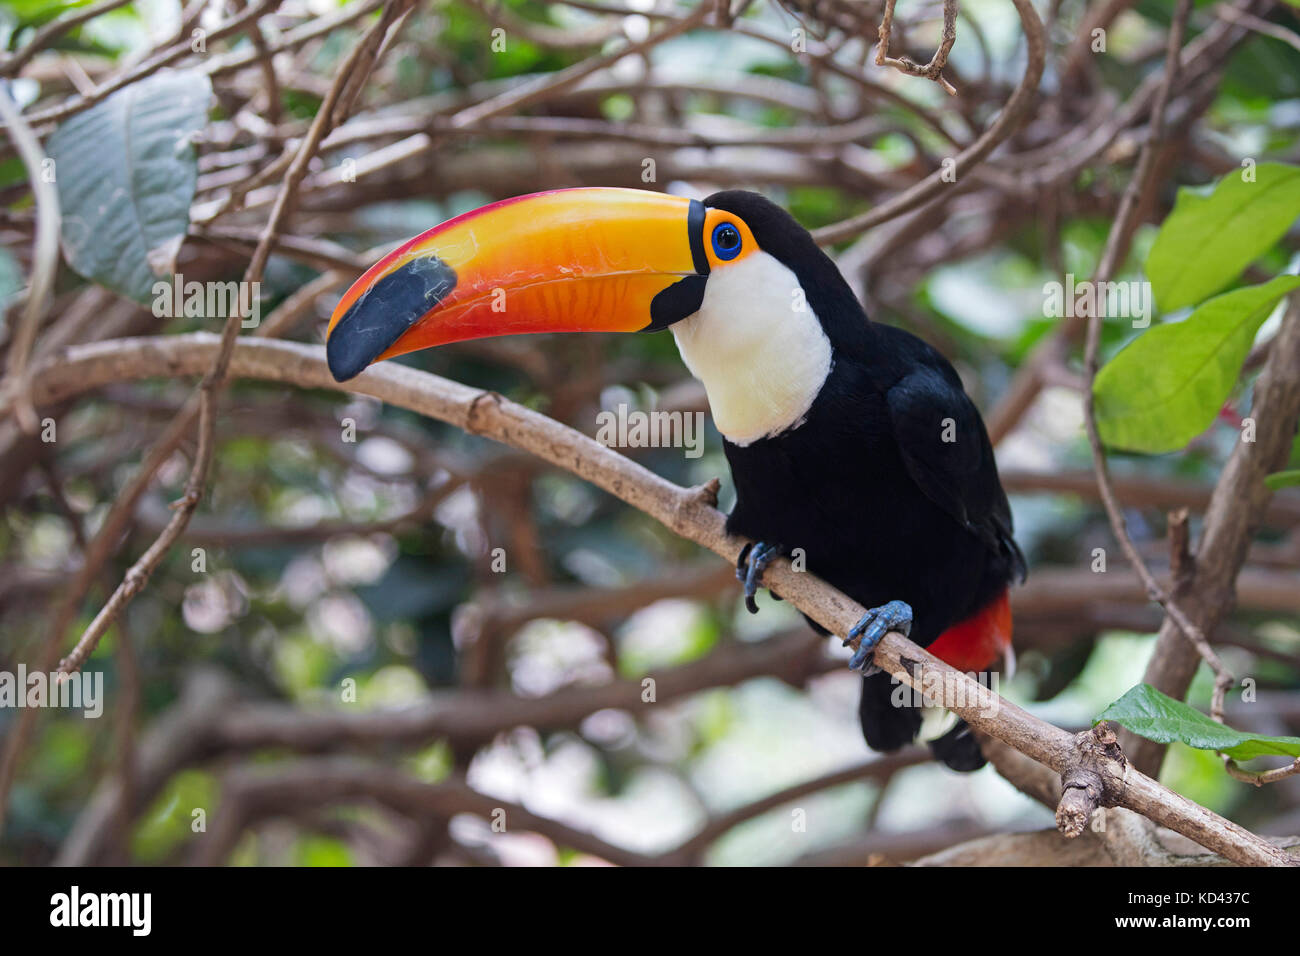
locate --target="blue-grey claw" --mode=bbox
[737,541,779,614]
[845,600,913,671]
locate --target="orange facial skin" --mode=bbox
[700,206,758,271]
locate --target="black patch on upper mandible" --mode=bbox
[327,256,457,382]
[645,274,707,331]
[642,198,711,332]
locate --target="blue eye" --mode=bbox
[711,223,742,260]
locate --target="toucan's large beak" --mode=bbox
[326,187,709,381]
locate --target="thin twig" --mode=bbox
[236,0,282,126]
[0,0,136,78]
[53,0,417,679]
[20,0,284,128]
[875,0,958,95]
[1216,5,1300,55]
[447,4,710,129]
[1080,0,1237,729]
[0,81,61,434]
[812,0,1043,243]
[15,332,1296,866]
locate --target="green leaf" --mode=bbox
[1093,275,1300,453]
[48,71,211,303]
[296,835,353,867]
[1146,163,1300,311]
[131,769,218,862]
[1265,469,1300,490]
[1097,683,1300,761]
[6,0,92,31]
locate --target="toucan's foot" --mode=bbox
[844,600,913,672]
[736,541,779,614]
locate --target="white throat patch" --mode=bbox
[670,251,833,446]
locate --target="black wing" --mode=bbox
[879,332,1026,582]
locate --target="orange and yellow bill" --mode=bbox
[326,187,709,381]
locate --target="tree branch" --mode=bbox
[812,0,1043,242]
[1126,299,1300,774]
[875,0,958,96]
[14,332,1296,866]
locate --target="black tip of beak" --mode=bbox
[327,257,459,382]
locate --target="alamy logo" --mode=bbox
[50,886,151,936]
[152,273,262,327]
[1043,274,1152,327]
[594,403,706,459]
[0,666,103,717]
[890,670,1000,718]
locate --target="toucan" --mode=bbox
[325,187,1026,771]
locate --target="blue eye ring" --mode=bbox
[711,222,742,261]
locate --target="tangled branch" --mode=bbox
[12,333,1296,866]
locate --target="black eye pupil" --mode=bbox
[710,222,743,261]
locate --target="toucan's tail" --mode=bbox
[857,675,987,772]
[858,668,921,752]
[857,590,1012,772]
[927,719,986,771]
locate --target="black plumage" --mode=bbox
[325,184,1027,772]
[705,191,1026,770]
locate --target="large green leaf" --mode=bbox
[1097,684,1300,762]
[1093,275,1300,454]
[1146,163,1300,311]
[47,71,211,303]
[5,0,92,30]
